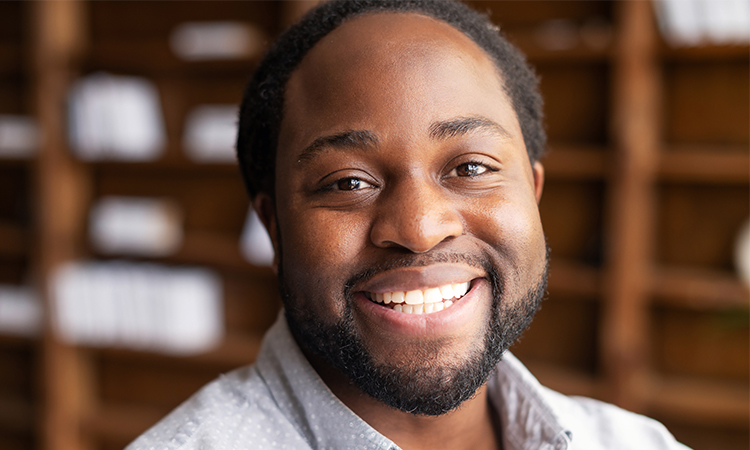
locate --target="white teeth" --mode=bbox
[453,282,469,298]
[368,280,472,314]
[439,284,454,300]
[424,288,442,304]
[404,290,423,305]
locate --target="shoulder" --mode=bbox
[125,365,311,450]
[540,387,691,450]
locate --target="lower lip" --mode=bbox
[353,278,490,338]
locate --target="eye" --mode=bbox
[454,162,490,177]
[334,177,374,191]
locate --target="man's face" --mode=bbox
[264,13,547,415]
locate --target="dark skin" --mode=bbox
[254,13,546,450]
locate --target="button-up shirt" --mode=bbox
[127,314,690,450]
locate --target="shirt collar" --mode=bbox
[255,313,397,450]
[488,353,573,450]
[255,312,572,450]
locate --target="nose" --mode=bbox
[370,178,464,253]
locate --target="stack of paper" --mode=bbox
[0,115,39,158]
[656,0,750,46]
[0,285,41,337]
[89,196,183,257]
[170,22,265,61]
[68,73,166,161]
[53,261,224,355]
[183,105,239,163]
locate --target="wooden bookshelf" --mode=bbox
[6,1,747,450]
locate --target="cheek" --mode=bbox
[466,194,546,269]
[277,207,371,309]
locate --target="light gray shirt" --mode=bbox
[127,314,690,450]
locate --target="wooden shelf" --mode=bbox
[0,221,27,258]
[91,157,239,176]
[0,42,23,74]
[659,146,749,184]
[0,395,36,433]
[0,332,36,349]
[505,28,613,63]
[522,359,601,399]
[648,375,750,428]
[650,266,749,310]
[548,258,602,298]
[86,39,264,75]
[90,332,262,369]
[543,145,608,179]
[661,43,750,62]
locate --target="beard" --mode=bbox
[280,249,549,417]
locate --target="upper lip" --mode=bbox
[355,263,485,294]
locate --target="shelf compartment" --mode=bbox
[0,222,27,258]
[548,258,601,298]
[0,42,22,74]
[659,146,750,184]
[86,39,264,75]
[543,145,608,179]
[521,359,601,399]
[505,28,613,62]
[648,375,749,428]
[90,332,262,369]
[651,266,749,310]
[661,43,750,62]
[0,395,35,432]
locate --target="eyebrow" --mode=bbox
[296,116,510,163]
[297,130,379,163]
[429,116,511,141]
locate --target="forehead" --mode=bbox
[279,12,521,156]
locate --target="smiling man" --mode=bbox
[128,1,689,449]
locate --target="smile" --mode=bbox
[363,281,471,314]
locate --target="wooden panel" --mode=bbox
[538,63,610,144]
[88,1,281,40]
[664,61,749,145]
[540,180,605,264]
[510,293,600,374]
[656,184,749,269]
[93,168,249,234]
[651,307,749,380]
[658,419,749,450]
[470,1,613,27]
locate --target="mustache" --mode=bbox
[343,251,502,300]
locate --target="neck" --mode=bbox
[305,351,502,450]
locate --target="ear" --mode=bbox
[253,193,280,274]
[532,161,545,204]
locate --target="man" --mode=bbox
[129,1,689,448]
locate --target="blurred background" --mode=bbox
[0,1,747,449]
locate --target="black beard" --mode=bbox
[280,250,549,416]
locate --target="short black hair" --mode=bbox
[237,0,545,199]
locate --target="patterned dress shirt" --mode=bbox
[127,313,691,450]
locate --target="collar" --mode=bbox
[489,353,573,450]
[255,313,396,450]
[255,312,573,450]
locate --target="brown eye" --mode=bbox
[336,178,372,191]
[456,162,487,177]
